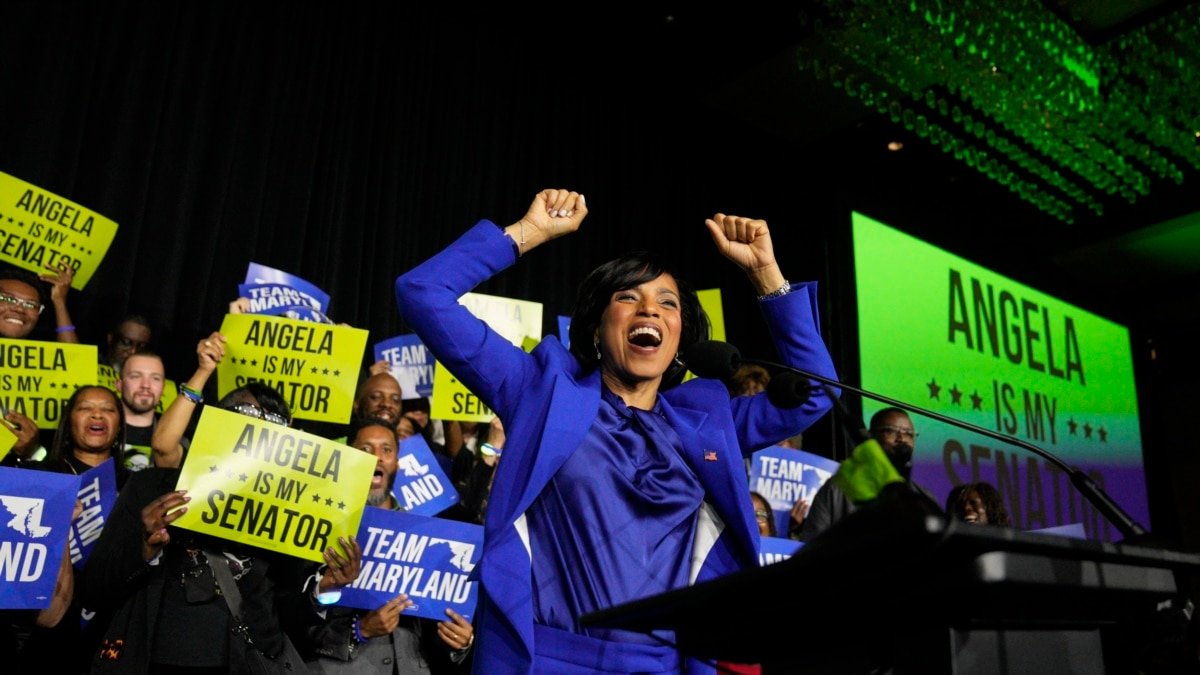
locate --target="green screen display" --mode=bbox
[853,212,1147,539]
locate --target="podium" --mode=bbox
[581,496,1200,673]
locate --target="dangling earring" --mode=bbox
[673,354,685,369]
[593,335,602,361]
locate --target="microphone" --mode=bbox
[681,340,810,409]
[682,340,1148,540]
[765,371,810,409]
[682,340,741,380]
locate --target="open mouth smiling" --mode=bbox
[627,325,662,348]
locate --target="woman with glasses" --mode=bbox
[0,266,80,465]
[0,264,79,342]
[397,189,837,674]
[83,381,362,673]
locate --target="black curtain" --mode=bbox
[0,4,843,383]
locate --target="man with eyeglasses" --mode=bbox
[1,266,80,466]
[105,314,153,369]
[793,407,936,542]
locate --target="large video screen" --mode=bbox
[853,212,1147,540]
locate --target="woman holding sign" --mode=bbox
[396,190,837,673]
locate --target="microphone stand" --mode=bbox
[738,356,1149,540]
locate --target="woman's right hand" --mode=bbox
[505,189,587,254]
[141,490,189,560]
[196,332,226,374]
[359,594,413,638]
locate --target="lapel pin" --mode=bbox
[703,450,718,462]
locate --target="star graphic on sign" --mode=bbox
[333,369,341,377]
[949,385,963,405]
[325,497,334,507]
[311,367,318,374]
[927,378,941,400]
[1098,427,1108,442]
[241,358,250,366]
[210,465,219,473]
[322,368,330,375]
[312,493,322,503]
[249,359,257,367]
[225,470,235,479]
[238,473,248,482]
[970,390,983,410]
[1083,423,1093,439]
[337,501,346,511]
[1068,419,1078,435]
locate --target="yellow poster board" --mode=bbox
[0,421,16,462]
[217,314,369,424]
[430,293,542,423]
[696,288,726,342]
[0,338,98,429]
[98,363,179,414]
[0,172,119,289]
[173,406,375,562]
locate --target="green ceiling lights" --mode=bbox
[797,1,1200,223]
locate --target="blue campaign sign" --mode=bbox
[374,334,434,400]
[68,459,116,569]
[557,315,571,349]
[243,262,331,313]
[238,283,332,320]
[393,435,458,515]
[339,508,482,622]
[749,446,840,537]
[759,536,803,566]
[0,466,80,609]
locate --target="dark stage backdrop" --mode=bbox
[0,4,843,381]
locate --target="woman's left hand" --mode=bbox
[437,608,474,651]
[319,536,362,591]
[705,214,785,295]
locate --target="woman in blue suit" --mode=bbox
[396,190,837,674]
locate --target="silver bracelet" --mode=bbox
[757,280,792,302]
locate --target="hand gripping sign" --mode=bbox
[173,407,376,563]
[339,508,483,622]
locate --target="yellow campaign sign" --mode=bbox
[697,289,726,342]
[431,292,542,423]
[0,338,97,429]
[174,406,375,562]
[0,421,15,462]
[98,363,179,414]
[684,289,726,383]
[217,314,369,424]
[431,362,495,423]
[0,172,119,289]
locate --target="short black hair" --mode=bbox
[346,416,398,445]
[567,251,708,389]
[869,407,910,430]
[217,382,292,425]
[49,385,127,467]
[0,266,49,308]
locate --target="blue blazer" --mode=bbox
[396,222,837,673]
